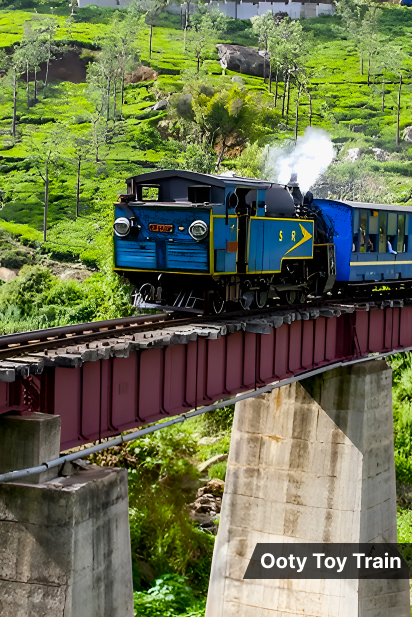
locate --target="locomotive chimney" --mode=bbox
[287,173,303,207]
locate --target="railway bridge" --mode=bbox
[0,301,411,616]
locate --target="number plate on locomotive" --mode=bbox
[149,223,174,233]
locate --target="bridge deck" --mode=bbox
[0,301,409,450]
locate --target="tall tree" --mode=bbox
[128,0,167,60]
[187,13,223,73]
[335,0,373,76]
[251,12,275,83]
[30,15,58,87]
[27,127,66,241]
[69,136,92,217]
[377,44,403,113]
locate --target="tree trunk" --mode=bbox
[263,56,266,83]
[286,75,291,124]
[26,63,30,109]
[44,49,51,87]
[396,73,402,148]
[215,142,226,171]
[149,24,153,59]
[12,70,17,138]
[197,55,200,73]
[76,157,81,218]
[186,2,190,26]
[382,77,385,112]
[367,54,371,86]
[34,67,37,104]
[274,69,278,107]
[294,86,300,142]
[121,74,125,107]
[43,162,49,242]
[269,61,272,93]
[309,92,312,127]
[282,73,287,118]
[106,78,111,122]
[113,79,117,120]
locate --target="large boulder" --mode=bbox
[216,44,270,78]
[125,65,159,84]
[403,126,412,142]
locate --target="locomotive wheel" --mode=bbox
[297,291,307,305]
[133,283,155,306]
[212,294,225,314]
[255,290,268,309]
[285,291,297,305]
[239,280,254,310]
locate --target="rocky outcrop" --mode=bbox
[0,267,17,283]
[188,478,224,532]
[216,44,270,78]
[151,99,168,111]
[404,126,412,142]
[125,66,159,83]
[197,453,228,473]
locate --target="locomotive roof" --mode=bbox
[342,200,412,213]
[127,169,273,190]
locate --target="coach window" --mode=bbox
[360,210,368,253]
[397,214,405,252]
[352,209,360,252]
[405,214,410,252]
[369,210,378,252]
[388,212,397,253]
[379,211,387,253]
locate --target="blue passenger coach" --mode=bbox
[313,199,412,285]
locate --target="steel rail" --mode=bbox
[0,349,402,484]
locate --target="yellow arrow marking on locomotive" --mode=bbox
[284,224,313,256]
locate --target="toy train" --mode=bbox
[113,169,412,313]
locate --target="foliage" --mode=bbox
[200,405,234,436]
[387,353,412,484]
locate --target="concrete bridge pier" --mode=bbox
[0,412,133,617]
[206,359,411,616]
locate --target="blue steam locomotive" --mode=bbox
[113,169,412,313]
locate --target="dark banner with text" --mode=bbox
[244,543,411,579]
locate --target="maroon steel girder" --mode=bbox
[1,305,410,450]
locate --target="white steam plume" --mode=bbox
[266,127,335,193]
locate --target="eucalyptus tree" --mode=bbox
[377,44,403,113]
[268,18,309,122]
[68,136,93,217]
[251,12,275,82]
[187,12,224,73]
[27,126,67,241]
[128,0,167,59]
[359,5,382,86]
[30,15,58,87]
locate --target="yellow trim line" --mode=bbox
[350,261,412,266]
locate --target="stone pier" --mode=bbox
[0,412,133,617]
[206,359,411,616]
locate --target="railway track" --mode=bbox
[0,292,407,364]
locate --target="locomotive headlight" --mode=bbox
[189,220,208,241]
[114,217,131,237]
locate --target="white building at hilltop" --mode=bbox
[77,0,335,19]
